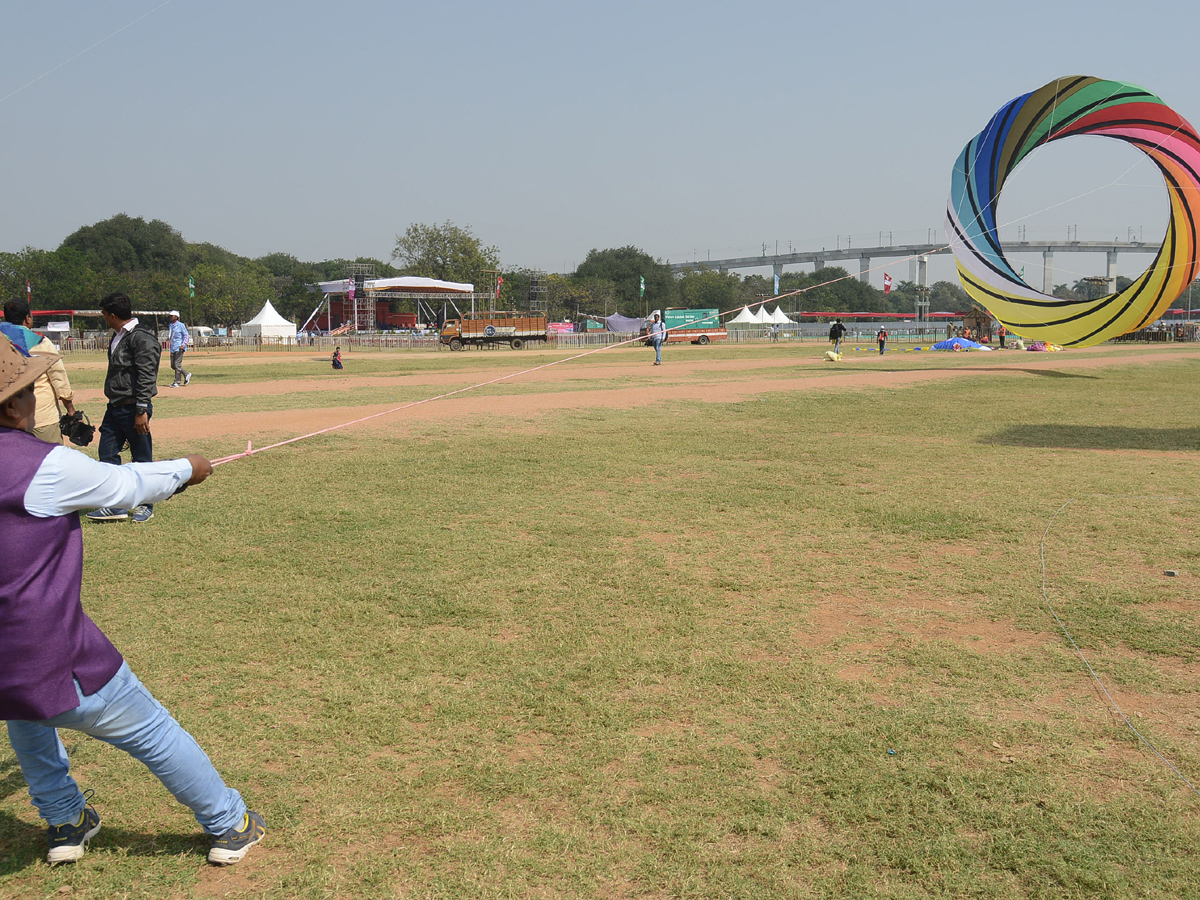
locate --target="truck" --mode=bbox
[650,308,727,345]
[440,311,548,350]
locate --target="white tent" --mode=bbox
[769,306,793,324]
[242,300,297,342]
[752,306,771,324]
[729,306,759,324]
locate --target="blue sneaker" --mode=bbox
[208,811,265,865]
[130,505,154,523]
[85,507,128,522]
[47,804,101,865]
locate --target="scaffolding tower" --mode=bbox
[345,262,377,331]
[528,271,548,316]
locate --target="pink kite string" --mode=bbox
[209,250,938,468]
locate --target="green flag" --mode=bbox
[188,276,195,298]
[639,276,645,298]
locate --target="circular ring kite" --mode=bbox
[946,76,1200,347]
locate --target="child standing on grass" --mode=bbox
[332,346,343,370]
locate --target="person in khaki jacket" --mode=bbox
[1,300,76,444]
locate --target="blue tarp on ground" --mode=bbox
[932,337,992,351]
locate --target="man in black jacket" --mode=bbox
[86,293,162,524]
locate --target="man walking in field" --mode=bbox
[167,311,192,388]
[0,337,265,866]
[86,293,161,524]
[648,313,666,365]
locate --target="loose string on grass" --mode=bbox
[1039,495,1200,799]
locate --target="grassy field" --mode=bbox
[2,344,1199,899]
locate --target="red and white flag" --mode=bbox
[883,273,893,294]
[26,278,31,299]
[347,277,355,303]
[496,275,504,299]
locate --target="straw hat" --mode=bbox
[0,336,54,406]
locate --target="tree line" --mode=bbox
[0,215,974,328]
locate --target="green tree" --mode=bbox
[544,274,616,322]
[777,267,883,313]
[60,214,187,274]
[676,269,741,311]
[929,280,972,312]
[0,247,100,308]
[573,247,675,316]
[190,261,274,327]
[392,221,499,286]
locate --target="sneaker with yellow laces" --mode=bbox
[208,810,265,865]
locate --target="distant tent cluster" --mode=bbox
[728,306,793,325]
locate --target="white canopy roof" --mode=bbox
[317,275,474,295]
[752,306,771,324]
[729,305,759,324]
[769,306,793,324]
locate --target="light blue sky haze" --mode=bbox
[1,0,1197,289]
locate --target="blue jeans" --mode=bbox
[99,403,154,509]
[5,662,245,835]
[652,338,663,363]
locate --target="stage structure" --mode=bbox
[304,274,488,333]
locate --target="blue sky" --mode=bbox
[1,0,1196,289]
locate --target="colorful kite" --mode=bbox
[946,76,1200,347]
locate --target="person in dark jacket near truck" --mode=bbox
[86,293,162,524]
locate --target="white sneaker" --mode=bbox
[184,373,192,386]
[169,383,180,388]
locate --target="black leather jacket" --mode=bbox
[103,323,161,409]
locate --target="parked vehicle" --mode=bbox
[440,311,548,350]
[643,308,728,345]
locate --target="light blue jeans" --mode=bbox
[652,337,663,363]
[5,662,245,835]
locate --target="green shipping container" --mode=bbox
[663,308,720,329]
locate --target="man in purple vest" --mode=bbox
[0,338,265,866]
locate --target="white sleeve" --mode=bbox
[23,446,194,517]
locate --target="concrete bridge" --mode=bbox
[669,241,1159,294]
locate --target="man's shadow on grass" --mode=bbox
[0,759,207,874]
[986,424,1200,451]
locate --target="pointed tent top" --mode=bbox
[729,305,758,324]
[245,300,292,326]
[770,306,793,324]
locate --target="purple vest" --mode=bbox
[0,428,123,720]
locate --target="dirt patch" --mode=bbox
[70,347,1200,451]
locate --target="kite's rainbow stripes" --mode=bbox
[946,76,1200,347]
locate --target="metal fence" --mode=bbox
[1111,325,1200,342]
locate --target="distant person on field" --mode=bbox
[332,346,343,370]
[877,327,888,355]
[85,292,160,524]
[1,299,77,444]
[648,313,666,365]
[998,325,1007,349]
[167,311,191,388]
[0,336,265,867]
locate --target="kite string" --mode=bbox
[1039,495,1200,798]
[0,0,176,104]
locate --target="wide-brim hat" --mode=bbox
[169,310,180,317]
[0,336,54,406]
